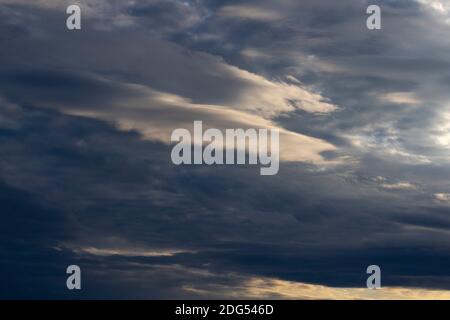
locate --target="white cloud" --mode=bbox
[418,0,450,14]
[241,48,272,60]
[435,193,450,203]
[346,130,432,165]
[374,177,417,190]
[380,182,417,190]
[74,246,192,257]
[417,0,450,23]
[433,112,450,148]
[217,5,281,21]
[381,92,421,105]
[61,77,336,164]
[224,64,337,117]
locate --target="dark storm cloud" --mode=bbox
[1,0,450,298]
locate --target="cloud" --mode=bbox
[185,276,450,300]
[2,0,450,299]
[381,92,422,105]
[0,69,336,164]
[0,3,338,165]
[174,0,450,168]
[70,246,194,258]
[217,5,282,21]
[2,100,450,298]
[380,182,417,190]
[417,0,450,16]
[374,177,417,190]
[435,193,450,204]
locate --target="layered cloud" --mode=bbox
[2,0,450,299]
[0,1,338,165]
[185,276,450,300]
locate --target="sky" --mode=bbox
[1,0,450,299]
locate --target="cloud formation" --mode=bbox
[1,0,450,299]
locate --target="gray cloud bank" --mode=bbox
[1,0,450,298]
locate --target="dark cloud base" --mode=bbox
[1,104,450,299]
